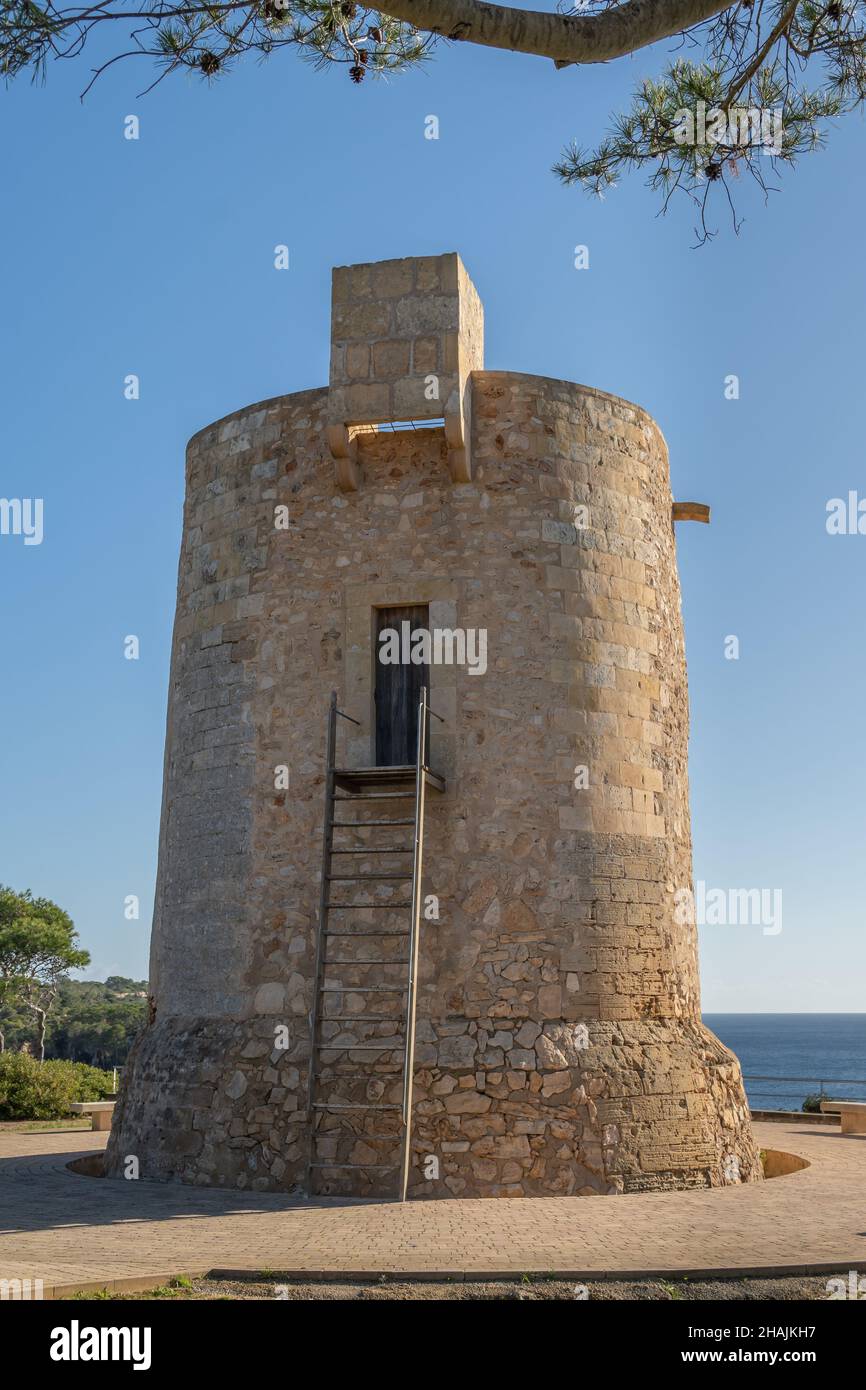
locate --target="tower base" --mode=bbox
[104,1015,760,1196]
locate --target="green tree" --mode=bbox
[0,981,29,1054]
[0,974,149,1064]
[2,0,864,237]
[49,980,147,1066]
[0,886,90,1062]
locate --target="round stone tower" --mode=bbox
[106,253,760,1198]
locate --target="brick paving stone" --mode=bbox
[0,1122,863,1296]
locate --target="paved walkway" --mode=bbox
[1,1123,864,1295]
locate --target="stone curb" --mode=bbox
[29,1259,866,1299]
[21,1273,209,1301]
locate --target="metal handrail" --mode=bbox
[743,1072,866,1110]
[337,700,441,730]
[399,684,430,1202]
[304,691,338,1192]
[744,1074,866,1088]
[304,692,365,1192]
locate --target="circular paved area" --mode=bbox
[1,1122,864,1296]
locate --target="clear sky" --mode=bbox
[1,29,864,1010]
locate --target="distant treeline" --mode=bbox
[0,976,147,1067]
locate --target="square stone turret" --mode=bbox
[326,253,484,490]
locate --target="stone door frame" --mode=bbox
[341,578,459,780]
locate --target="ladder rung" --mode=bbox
[330,847,413,854]
[325,902,413,909]
[313,1102,402,1111]
[310,1163,399,1171]
[314,1071,403,1080]
[319,985,407,994]
[325,929,409,937]
[325,958,409,965]
[319,1015,404,1022]
[327,873,411,881]
[330,811,414,822]
[315,1131,402,1140]
[333,793,415,801]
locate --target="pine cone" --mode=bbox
[349,63,364,83]
[368,25,383,41]
[200,51,220,75]
[341,2,358,17]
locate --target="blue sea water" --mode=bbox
[704,1014,866,1112]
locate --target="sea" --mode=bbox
[704,1014,866,1112]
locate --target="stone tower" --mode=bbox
[106,253,760,1198]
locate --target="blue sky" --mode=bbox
[1,28,864,1009]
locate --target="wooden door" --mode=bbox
[375,605,429,766]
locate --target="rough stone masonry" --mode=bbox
[105,253,761,1198]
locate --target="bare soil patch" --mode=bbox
[73,1273,842,1302]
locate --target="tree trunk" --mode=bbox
[35,1008,47,1063]
[379,0,735,64]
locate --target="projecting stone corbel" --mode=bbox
[327,423,359,493]
[672,502,711,524]
[444,385,472,484]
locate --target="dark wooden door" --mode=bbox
[375,605,429,766]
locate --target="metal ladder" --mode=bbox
[305,686,444,1201]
